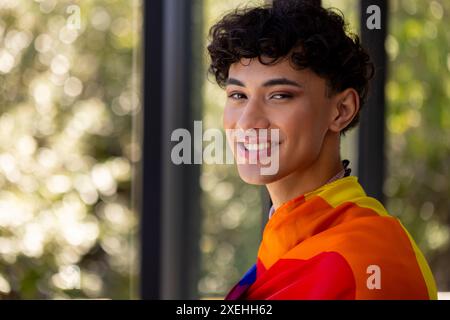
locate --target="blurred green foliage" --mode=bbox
[385,0,450,291]
[0,0,140,298]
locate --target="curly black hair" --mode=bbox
[207,0,374,133]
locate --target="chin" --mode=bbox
[237,164,281,185]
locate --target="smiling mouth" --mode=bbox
[243,142,271,151]
[240,140,281,150]
[236,141,281,162]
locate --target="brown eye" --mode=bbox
[228,92,246,100]
[271,93,292,100]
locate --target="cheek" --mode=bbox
[280,105,315,136]
[282,107,326,152]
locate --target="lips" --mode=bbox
[243,142,271,151]
[227,128,281,163]
[236,140,281,163]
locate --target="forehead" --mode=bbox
[228,57,314,85]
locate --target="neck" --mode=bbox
[266,132,343,209]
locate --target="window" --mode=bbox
[0,0,141,299]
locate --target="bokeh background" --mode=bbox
[0,0,140,299]
[0,0,449,299]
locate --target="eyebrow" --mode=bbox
[226,77,303,88]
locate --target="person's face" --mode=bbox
[223,57,337,185]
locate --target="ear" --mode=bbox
[328,88,360,133]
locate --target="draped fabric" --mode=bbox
[225,176,437,300]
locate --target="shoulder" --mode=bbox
[284,211,435,299]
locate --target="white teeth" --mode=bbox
[244,142,269,151]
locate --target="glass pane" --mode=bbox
[386,0,450,293]
[0,0,141,299]
[199,0,264,299]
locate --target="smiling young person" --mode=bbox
[207,0,437,300]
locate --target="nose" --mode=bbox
[236,97,270,130]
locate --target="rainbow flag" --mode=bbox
[225,176,437,300]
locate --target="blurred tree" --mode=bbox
[0,0,141,299]
[385,0,450,291]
